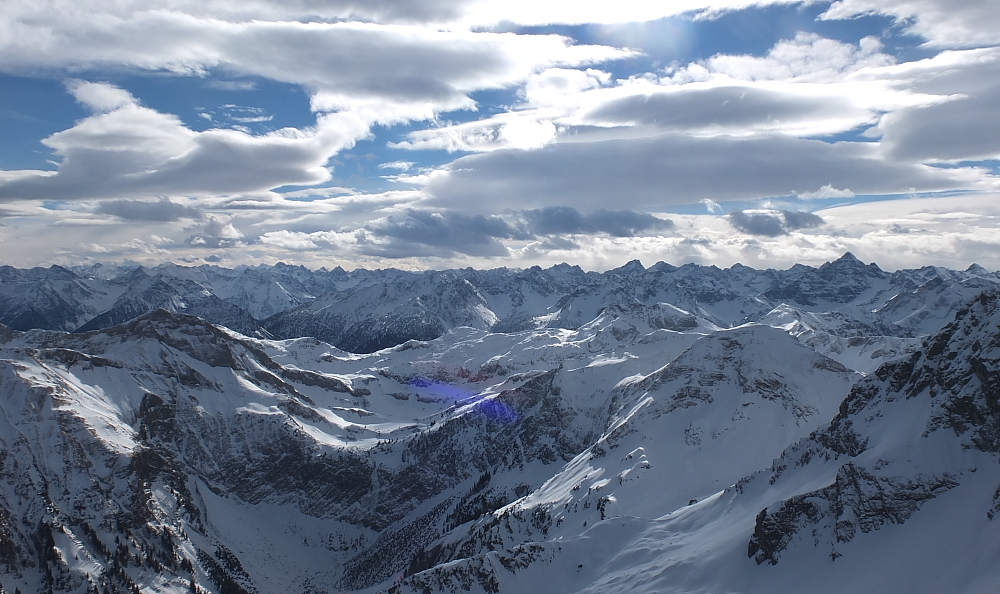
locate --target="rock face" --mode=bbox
[0,259,999,594]
[747,288,1000,566]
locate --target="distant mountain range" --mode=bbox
[0,255,998,593]
[2,253,997,358]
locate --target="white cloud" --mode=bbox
[0,86,343,201]
[187,216,244,247]
[0,12,633,125]
[394,34,951,153]
[797,184,855,200]
[378,161,415,171]
[669,33,895,84]
[4,191,1000,272]
[66,80,137,112]
[457,0,805,27]
[821,0,1000,49]
[258,229,359,251]
[701,198,722,213]
[0,0,813,30]
[1,0,999,272]
[522,68,610,105]
[0,11,637,202]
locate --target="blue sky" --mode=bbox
[0,0,999,271]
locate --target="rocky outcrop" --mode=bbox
[748,288,1000,565]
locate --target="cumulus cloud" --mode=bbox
[728,209,824,236]
[258,229,359,251]
[797,184,855,200]
[94,198,202,221]
[520,206,674,237]
[187,216,244,248]
[667,33,895,84]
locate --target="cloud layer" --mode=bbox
[0,0,998,271]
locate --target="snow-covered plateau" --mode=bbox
[0,253,998,593]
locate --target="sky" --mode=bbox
[1,0,999,272]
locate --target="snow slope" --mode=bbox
[391,289,1000,594]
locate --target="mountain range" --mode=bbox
[0,253,998,593]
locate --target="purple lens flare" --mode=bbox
[409,376,519,423]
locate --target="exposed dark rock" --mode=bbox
[751,463,958,565]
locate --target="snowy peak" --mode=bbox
[765,253,889,307]
[608,259,645,277]
[75,272,265,337]
[264,271,498,352]
[5,254,998,365]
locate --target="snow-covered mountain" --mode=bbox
[0,253,991,361]
[0,265,125,332]
[0,255,998,594]
[262,271,499,353]
[74,268,267,337]
[390,288,1000,594]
